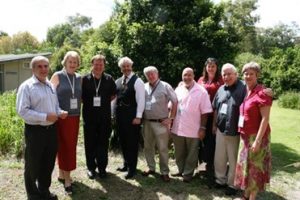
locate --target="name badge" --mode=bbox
[238,115,244,128]
[70,98,78,109]
[220,103,228,114]
[93,96,101,107]
[145,101,152,110]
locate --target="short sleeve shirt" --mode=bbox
[143,80,177,119]
[238,84,272,135]
[212,79,246,136]
[172,82,212,138]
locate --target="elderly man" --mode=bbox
[115,56,145,179]
[82,55,117,179]
[212,63,246,195]
[141,66,178,182]
[171,67,212,182]
[16,56,68,200]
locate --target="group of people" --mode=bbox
[16,53,272,200]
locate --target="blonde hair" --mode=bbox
[61,51,81,67]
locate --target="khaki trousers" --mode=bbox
[143,120,170,175]
[214,128,240,187]
[172,134,199,176]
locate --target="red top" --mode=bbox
[239,84,272,136]
[197,76,224,102]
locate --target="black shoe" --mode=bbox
[125,171,136,179]
[99,170,107,179]
[87,170,97,179]
[117,166,128,172]
[214,182,227,189]
[141,169,155,176]
[57,177,64,184]
[65,185,73,195]
[225,187,237,196]
[43,192,58,200]
[183,174,193,183]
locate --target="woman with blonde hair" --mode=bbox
[50,51,82,195]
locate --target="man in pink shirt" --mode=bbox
[171,67,212,182]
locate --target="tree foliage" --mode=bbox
[86,0,240,85]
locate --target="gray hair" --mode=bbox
[221,63,237,74]
[143,66,158,76]
[30,56,49,69]
[61,51,81,67]
[242,61,261,74]
[118,57,133,68]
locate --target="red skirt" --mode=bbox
[57,116,80,171]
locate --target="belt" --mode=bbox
[25,123,56,130]
[148,119,166,123]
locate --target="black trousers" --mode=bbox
[83,121,110,172]
[116,107,140,173]
[199,115,216,173]
[24,124,58,200]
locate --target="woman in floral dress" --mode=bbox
[234,62,272,200]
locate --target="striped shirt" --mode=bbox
[16,75,62,126]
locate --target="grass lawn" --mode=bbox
[0,102,299,200]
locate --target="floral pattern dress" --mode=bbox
[234,85,272,193]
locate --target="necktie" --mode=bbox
[122,76,127,85]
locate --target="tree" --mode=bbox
[46,13,93,48]
[220,0,259,53]
[94,0,240,85]
[12,32,39,53]
[256,23,299,58]
[0,36,13,54]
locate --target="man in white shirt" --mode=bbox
[115,57,145,179]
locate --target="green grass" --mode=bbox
[0,101,299,200]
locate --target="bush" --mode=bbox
[278,92,300,110]
[0,91,24,158]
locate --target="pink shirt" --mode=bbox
[172,81,212,138]
[239,84,272,136]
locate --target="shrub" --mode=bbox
[0,91,24,158]
[278,92,300,110]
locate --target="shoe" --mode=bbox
[99,170,107,179]
[117,166,128,172]
[214,182,227,189]
[87,170,97,179]
[57,177,64,183]
[43,192,58,200]
[125,171,136,179]
[160,174,170,182]
[183,174,193,183]
[225,186,237,196]
[64,185,73,195]
[141,170,155,176]
[171,172,183,177]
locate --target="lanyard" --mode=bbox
[149,80,160,97]
[93,74,101,96]
[64,70,75,98]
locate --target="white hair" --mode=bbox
[221,63,237,73]
[143,66,158,76]
[118,57,133,68]
[30,56,49,69]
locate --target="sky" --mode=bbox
[0,0,299,42]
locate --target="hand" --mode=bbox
[251,140,261,153]
[212,125,217,135]
[46,113,58,122]
[132,118,141,125]
[263,88,273,97]
[59,111,68,119]
[198,129,206,140]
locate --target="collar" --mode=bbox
[123,72,134,79]
[32,75,51,86]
